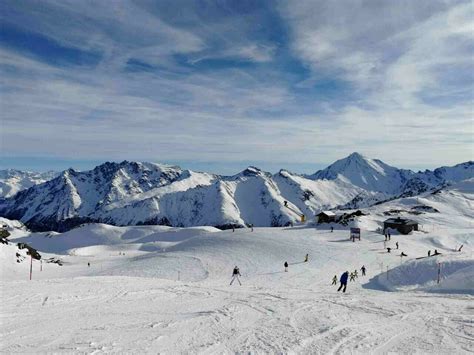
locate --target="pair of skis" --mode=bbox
[230,276,242,285]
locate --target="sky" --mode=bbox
[0,0,473,175]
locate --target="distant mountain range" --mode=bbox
[0,169,58,198]
[0,153,472,231]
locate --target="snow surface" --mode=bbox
[1,177,473,354]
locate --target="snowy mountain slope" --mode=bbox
[0,169,57,198]
[310,152,473,207]
[415,161,474,186]
[0,155,472,232]
[316,179,472,243]
[273,169,362,215]
[0,161,217,231]
[0,163,360,231]
[1,195,472,354]
[310,152,413,194]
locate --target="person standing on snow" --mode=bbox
[428,250,431,257]
[349,272,356,282]
[332,275,338,285]
[338,271,349,293]
[284,261,289,272]
[353,269,358,278]
[361,265,366,276]
[304,254,309,262]
[396,242,399,249]
[230,266,242,285]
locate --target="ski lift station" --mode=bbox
[383,217,418,234]
[315,211,336,224]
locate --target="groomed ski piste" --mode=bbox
[1,180,473,353]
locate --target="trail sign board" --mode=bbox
[350,227,361,241]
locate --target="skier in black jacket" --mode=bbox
[230,266,242,285]
[337,271,349,293]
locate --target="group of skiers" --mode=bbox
[332,265,366,293]
[229,227,455,290]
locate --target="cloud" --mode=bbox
[0,0,473,172]
[276,0,474,165]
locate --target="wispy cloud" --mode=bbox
[0,0,472,173]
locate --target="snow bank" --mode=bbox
[365,255,474,294]
[12,223,220,255]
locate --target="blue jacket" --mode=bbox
[340,272,349,283]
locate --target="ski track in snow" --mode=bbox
[1,277,472,353]
[1,205,473,354]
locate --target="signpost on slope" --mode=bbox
[350,228,361,242]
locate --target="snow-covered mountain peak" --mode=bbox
[311,153,412,194]
[232,166,271,180]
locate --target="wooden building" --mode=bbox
[316,211,336,224]
[383,217,418,235]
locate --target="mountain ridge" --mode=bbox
[0,154,472,232]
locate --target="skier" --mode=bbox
[361,265,366,276]
[387,247,391,253]
[330,226,334,233]
[284,200,288,207]
[428,250,431,257]
[304,254,309,262]
[230,266,242,285]
[349,272,356,282]
[337,271,349,293]
[458,244,464,252]
[400,252,407,257]
[284,261,289,272]
[433,249,441,256]
[353,269,358,278]
[396,242,399,249]
[332,275,338,285]
[87,262,90,267]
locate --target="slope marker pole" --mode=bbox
[437,263,441,284]
[29,255,33,280]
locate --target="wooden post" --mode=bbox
[437,263,441,284]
